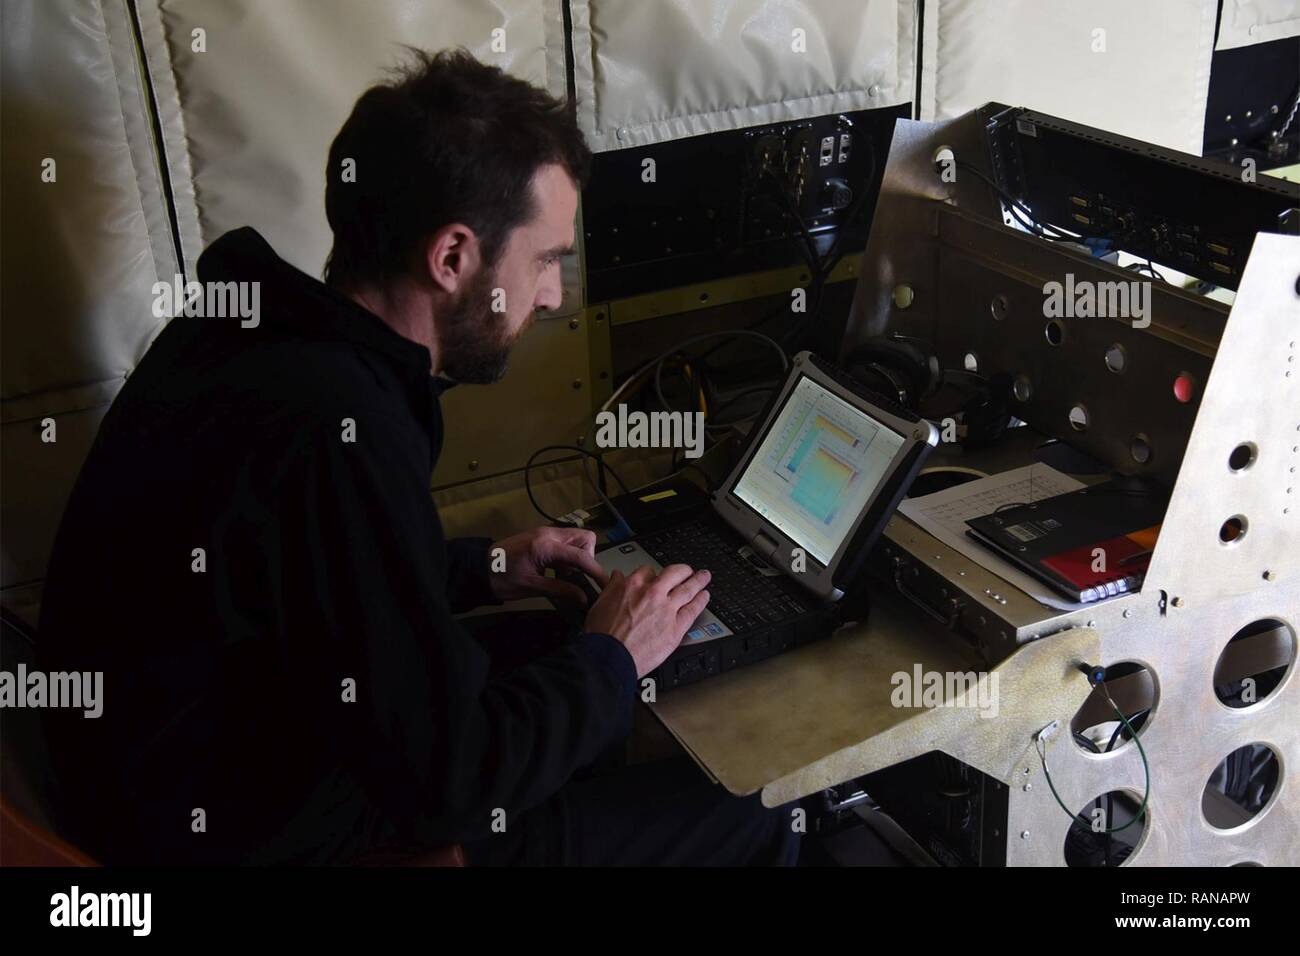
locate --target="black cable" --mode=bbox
[1106,709,1149,752]
[1073,732,1101,754]
[706,134,879,356]
[761,168,821,274]
[653,330,788,420]
[956,160,1088,242]
[523,444,629,526]
[1126,259,1168,283]
[676,461,716,492]
[704,384,779,431]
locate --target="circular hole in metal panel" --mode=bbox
[1202,744,1281,831]
[1063,788,1149,867]
[963,352,979,373]
[1219,515,1248,544]
[1013,375,1033,402]
[1130,434,1152,464]
[1213,619,1296,709]
[1070,661,1156,756]
[1104,343,1127,373]
[1068,404,1089,431]
[1045,319,1066,346]
[1228,442,1257,472]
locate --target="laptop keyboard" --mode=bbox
[637,524,809,632]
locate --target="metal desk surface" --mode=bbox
[649,586,1099,807]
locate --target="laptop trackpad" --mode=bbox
[594,542,733,644]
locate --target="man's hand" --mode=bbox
[489,526,609,606]
[584,564,711,678]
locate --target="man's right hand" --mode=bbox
[584,564,711,678]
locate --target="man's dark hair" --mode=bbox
[324,47,591,289]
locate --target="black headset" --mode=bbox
[844,334,1012,447]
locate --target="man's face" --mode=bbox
[438,163,577,384]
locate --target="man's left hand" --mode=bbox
[489,526,611,606]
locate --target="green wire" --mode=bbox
[1038,688,1150,834]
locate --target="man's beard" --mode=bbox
[438,267,531,385]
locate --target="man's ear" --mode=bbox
[423,223,482,295]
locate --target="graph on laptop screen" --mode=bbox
[733,376,905,566]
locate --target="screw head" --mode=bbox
[1020,830,1031,840]
[1023,783,1032,792]
[1264,570,1278,582]
[1171,596,1184,608]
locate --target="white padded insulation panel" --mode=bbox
[1216,0,1300,49]
[919,0,1220,156]
[571,0,916,151]
[137,0,575,308]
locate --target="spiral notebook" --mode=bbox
[965,478,1169,603]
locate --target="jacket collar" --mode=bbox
[197,227,456,455]
[197,226,437,376]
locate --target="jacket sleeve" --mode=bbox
[444,537,502,613]
[278,417,637,848]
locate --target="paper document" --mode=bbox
[896,464,1087,611]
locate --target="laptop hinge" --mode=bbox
[749,530,780,562]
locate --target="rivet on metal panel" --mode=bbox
[468,460,479,472]
[1020,830,1031,840]
[892,284,914,309]
[868,84,881,98]
[1171,596,1184,608]
[572,380,583,390]
[616,127,629,142]
[1264,570,1278,582]
[991,294,1010,321]
[568,318,579,330]
[1024,783,1032,792]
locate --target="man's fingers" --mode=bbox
[675,590,711,632]
[555,527,598,555]
[551,543,608,585]
[628,565,657,586]
[668,568,711,606]
[653,563,697,593]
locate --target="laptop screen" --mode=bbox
[732,375,906,566]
